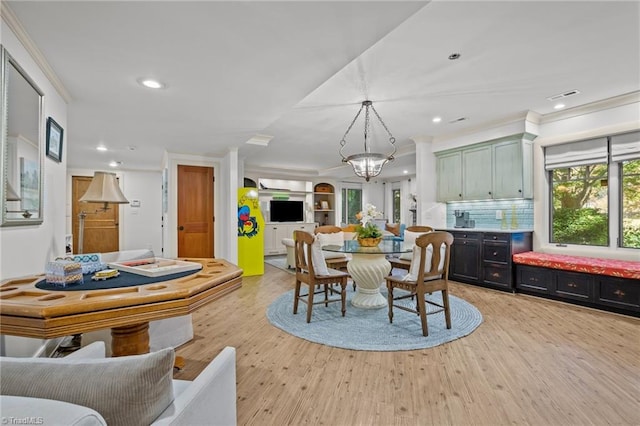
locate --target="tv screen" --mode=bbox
[270,200,304,222]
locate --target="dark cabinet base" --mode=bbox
[515,264,639,317]
[447,230,532,292]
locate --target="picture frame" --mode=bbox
[45,117,63,162]
[321,200,330,210]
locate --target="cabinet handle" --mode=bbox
[518,189,522,193]
[529,277,538,282]
[178,226,184,231]
[493,236,497,240]
[493,251,498,256]
[613,289,626,297]
[458,194,462,198]
[463,241,467,245]
[492,272,500,278]
[568,282,577,288]
[488,191,492,195]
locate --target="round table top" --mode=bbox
[323,239,412,255]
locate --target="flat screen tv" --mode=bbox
[270,200,304,222]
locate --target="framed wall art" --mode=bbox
[46,117,63,162]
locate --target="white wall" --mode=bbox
[0,16,68,356]
[119,170,162,254]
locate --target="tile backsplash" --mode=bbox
[446,199,533,229]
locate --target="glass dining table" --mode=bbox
[323,239,412,309]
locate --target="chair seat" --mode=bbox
[389,257,411,272]
[325,257,349,270]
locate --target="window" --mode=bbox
[546,131,639,250]
[392,189,401,223]
[550,164,608,246]
[621,159,640,248]
[341,188,362,224]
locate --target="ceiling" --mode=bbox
[5,1,640,181]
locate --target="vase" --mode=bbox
[357,237,382,247]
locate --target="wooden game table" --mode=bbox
[0,258,242,356]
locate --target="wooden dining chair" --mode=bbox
[385,231,453,336]
[389,225,434,273]
[293,230,349,323]
[314,225,353,289]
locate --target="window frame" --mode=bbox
[619,158,640,249]
[392,188,401,224]
[548,163,610,247]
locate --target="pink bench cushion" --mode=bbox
[513,252,640,280]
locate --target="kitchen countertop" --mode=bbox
[438,227,533,233]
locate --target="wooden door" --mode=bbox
[177,165,214,258]
[72,176,120,254]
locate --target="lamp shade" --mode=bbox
[79,172,129,204]
[6,182,21,201]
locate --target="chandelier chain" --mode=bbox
[369,104,396,144]
[339,103,365,148]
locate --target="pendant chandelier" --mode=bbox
[339,100,396,182]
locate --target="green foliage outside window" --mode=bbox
[342,188,362,224]
[392,189,401,223]
[551,164,608,246]
[622,159,640,248]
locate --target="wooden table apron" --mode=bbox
[0,258,242,356]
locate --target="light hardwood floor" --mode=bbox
[174,263,640,426]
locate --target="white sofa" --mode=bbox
[0,342,237,426]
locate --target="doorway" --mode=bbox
[177,165,214,258]
[72,175,120,254]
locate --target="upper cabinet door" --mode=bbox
[493,140,533,199]
[462,145,493,200]
[436,151,463,202]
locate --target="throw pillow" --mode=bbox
[310,237,329,276]
[399,230,431,260]
[385,223,400,236]
[402,242,447,282]
[316,231,344,247]
[0,348,175,426]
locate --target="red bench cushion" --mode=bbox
[513,252,640,280]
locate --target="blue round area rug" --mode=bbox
[266,288,483,351]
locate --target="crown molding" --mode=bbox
[1,4,71,103]
[539,91,640,124]
[433,110,532,144]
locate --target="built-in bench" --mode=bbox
[513,252,640,316]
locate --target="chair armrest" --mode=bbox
[152,347,236,426]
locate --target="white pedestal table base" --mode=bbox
[347,252,391,309]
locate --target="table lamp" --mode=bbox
[5,181,32,218]
[77,171,129,254]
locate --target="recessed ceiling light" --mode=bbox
[448,53,461,60]
[138,78,166,89]
[432,117,442,123]
[96,145,107,152]
[109,161,122,167]
[554,103,566,110]
[403,170,408,174]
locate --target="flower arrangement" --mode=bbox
[355,203,383,239]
